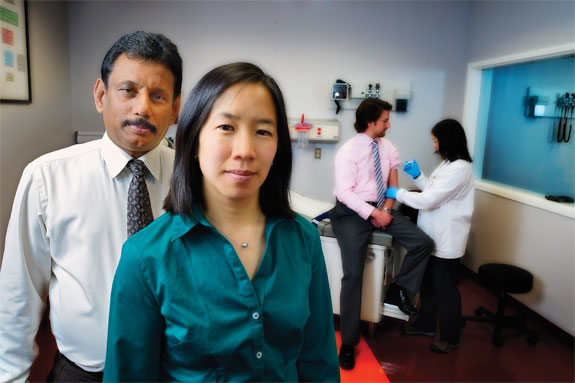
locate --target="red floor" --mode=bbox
[335,331,389,382]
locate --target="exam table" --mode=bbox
[289,190,409,335]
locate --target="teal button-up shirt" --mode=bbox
[104,208,340,382]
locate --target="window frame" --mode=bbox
[462,43,575,219]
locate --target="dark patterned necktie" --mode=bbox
[371,139,386,209]
[127,159,154,236]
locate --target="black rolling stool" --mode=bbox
[462,263,538,347]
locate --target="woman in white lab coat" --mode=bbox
[385,119,474,354]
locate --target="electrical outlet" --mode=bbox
[314,148,321,159]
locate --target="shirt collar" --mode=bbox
[170,206,285,242]
[101,132,163,180]
[170,208,218,242]
[357,133,376,146]
[171,212,200,241]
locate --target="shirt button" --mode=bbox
[252,312,260,320]
[256,351,263,359]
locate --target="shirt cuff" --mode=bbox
[396,189,405,203]
[358,204,377,221]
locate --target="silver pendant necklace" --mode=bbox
[218,214,263,250]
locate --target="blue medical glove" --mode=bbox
[403,160,421,179]
[385,187,398,199]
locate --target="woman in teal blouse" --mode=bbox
[103,62,340,382]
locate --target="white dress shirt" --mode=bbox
[0,133,174,381]
[396,159,474,259]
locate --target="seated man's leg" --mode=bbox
[329,202,373,346]
[385,211,434,299]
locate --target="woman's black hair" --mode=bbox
[164,62,294,219]
[431,119,473,162]
[100,31,182,99]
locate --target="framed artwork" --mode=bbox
[0,0,30,103]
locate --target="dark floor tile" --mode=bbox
[363,268,574,382]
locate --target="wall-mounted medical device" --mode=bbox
[354,82,382,99]
[288,118,340,144]
[332,82,350,100]
[330,79,412,114]
[332,80,351,114]
[525,87,574,143]
[362,83,380,99]
[525,87,574,118]
[527,95,550,117]
[556,92,574,143]
[393,87,411,113]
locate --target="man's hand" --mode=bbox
[370,208,393,229]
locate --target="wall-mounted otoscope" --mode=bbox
[557,92,574,143]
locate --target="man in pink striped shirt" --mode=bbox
[329,98,433,370]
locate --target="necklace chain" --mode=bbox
[217,214,263,250]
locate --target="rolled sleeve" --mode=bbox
[397,166,467,210]
[385,141,402,170]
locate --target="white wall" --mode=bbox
[67,0,470,200]
[467,0,574,63]
[0,1,72,259]
[463,0,575,335]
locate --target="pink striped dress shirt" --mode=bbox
[333,133,401,220]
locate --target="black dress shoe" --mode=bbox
[386,284,418,316]
[397,288,419,316]
[339,344,355,370]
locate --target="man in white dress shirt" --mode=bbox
[0,31,182,382]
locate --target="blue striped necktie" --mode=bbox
[371,139,386,209]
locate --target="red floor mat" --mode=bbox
[335,331,390,382]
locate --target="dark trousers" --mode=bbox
[329,200,433,345]
[414,256,462,344]
[47,352,103,382]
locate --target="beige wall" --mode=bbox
[463,191,575,334]
[0,1,72,260]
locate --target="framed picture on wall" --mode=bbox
[0,0,31,103]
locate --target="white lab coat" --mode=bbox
[396,159,474,259]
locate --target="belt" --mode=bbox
[336,199,378,208]
[54,352,104,380]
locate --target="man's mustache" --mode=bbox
[122,119,156,132]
